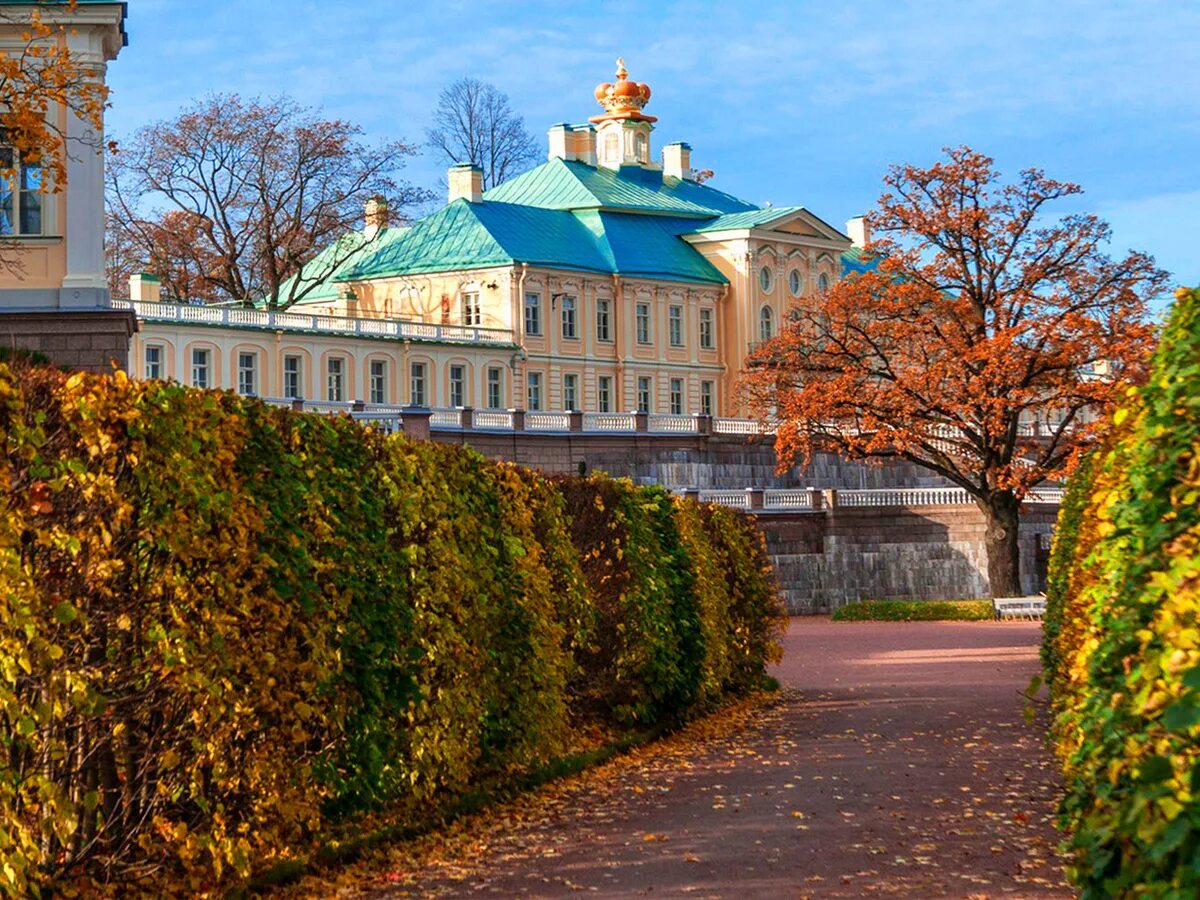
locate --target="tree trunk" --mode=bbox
[982,491,1022,597]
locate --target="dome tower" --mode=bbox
[591,59,656,170]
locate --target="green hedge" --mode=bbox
[831,599,994,622]
[1044,285,1200,897]
[0,363,785,895]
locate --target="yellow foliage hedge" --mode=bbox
[0,362,784,895]
[1044,286,1200,897]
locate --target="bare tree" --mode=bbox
[426,78,540,191]
[107,94,432,309]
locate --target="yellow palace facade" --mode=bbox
[121,61,870,417]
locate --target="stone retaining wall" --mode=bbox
[0,310,136,372]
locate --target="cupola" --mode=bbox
[591,59,656,170]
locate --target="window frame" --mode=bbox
[560,294,577,340]
[486,366,503,409]
[758,265,774,294]
[595,299,612,342]
[409,361,427,407]
[636,375,652,413]
[144,344,163,380]
[759,306,775,342]
[788,268,804,297]
[699,307,715,349]
[668,304,683,347]
[369,359,388,405]
[597,375,612,413]
[449,364,466,408]
[524,292,542,336]
[461,291,482,327]
[563,373,578,412]
[635,302,651,345]
[237,351,258,397]
[283,354,303,400]
[669,378,684,415]
[526,371,543,411]
[0,144,45,237]
[700,380,714,416]
[190,348,211,390]
[326,356,346,402]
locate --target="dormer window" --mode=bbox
[604,132,619,163]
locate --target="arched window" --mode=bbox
[604,132,619,162]
[634,132,648,163]
[818,272,831,293]
[758,265,774,293]
[788,268,803,297]
[759,306,775,342]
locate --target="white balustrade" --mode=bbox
[582,412,636,432]
[429,408,464,428]
[712,418,774,435]
[473,410,515,430]
[837,487,971,508]
[350,412,403,435]
[1026,488,1065,504]
[112,299,515,347]
[526,412,570,431]
[698,490,751,509]
[648,414,699,433]
[763,489,817,510]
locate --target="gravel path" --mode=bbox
[345,619,1071,898]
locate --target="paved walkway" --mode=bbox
[348,620,1071,898]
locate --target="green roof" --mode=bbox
[687,207,806,233]
[339,201,726,285]
[270,226,408,307]
[483,158,757,217]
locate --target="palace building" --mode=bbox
[118,59,870,416]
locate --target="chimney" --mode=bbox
[570,124,597,166]
[846,216,871,248]
[129,272,162,303]
[448,163,484,203]
[364,196,389,237]
[548,123,571,161]
[663,142,693,181]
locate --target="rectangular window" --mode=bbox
[524,292,541,336]
[369,359,387,405]
[596,299,611,342]
[0,146,43,236]
[144,345,163,380]
[327,357,345,402]
[190,348,210,389]
[449,364,465,407]
[284,355,302,400]
[636,303,651,344]
[563,373,578,411]
[597,375,612,413]
[487,366,503,409]
[699,308,715,349]
[526,371,543,411]
[701,380,714,416]
[461,291,481,326]
[670,378,684,415]
[561,295,577,339]
[637,376,651,413]
[668,305,683,347]
[237,351,257,396]
[410,362,427,407]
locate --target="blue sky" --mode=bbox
[107,0,1198,289]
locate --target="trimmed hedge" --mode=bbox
[0,362,785,895]
[831,599,993,622]
[1043,286,1200,897]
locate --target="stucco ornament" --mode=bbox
[591,58,657,123]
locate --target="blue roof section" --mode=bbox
[592,211,727,283]
[688,207,806,233]
[841,246,877,276]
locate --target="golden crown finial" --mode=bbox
[591,57,656,124]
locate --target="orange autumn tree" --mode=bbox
[745,147,1166,596]
[0,1,109,258]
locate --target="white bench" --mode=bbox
[992,596,1047,620]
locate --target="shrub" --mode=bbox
[0,361,782,895]
[1044,286,1200,897]
[830,599,994,622]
